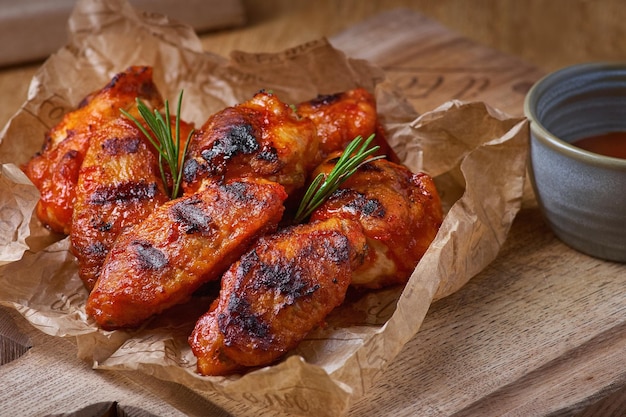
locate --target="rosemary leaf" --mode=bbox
[293,134,385,223]
[121,90,194,199]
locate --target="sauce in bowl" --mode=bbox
[572,131,626,159]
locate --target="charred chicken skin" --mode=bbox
[86,178,287,330]
[189,217,368,376]
[310,155,443,289]
[182,91,318,195]
[21,66,164,234]
[69,114,194,291]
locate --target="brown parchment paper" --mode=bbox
[0,0,528,415]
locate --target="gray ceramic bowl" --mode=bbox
[524,62,626,263]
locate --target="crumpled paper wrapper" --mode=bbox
[0,0,528,415]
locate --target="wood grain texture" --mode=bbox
[330,8,544,117]
[345,207,625,416]
[210,0,626,72]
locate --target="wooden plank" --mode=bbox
[328,9,626,417]
[331,8,545,118]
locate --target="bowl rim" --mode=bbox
[524,61,626,169]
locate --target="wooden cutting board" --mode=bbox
[326,9,626,417]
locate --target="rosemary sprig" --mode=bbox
[121,90,194,199]
[293,134,385,223]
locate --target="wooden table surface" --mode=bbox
[1,1,625,416]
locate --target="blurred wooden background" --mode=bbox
[217,0,626,71]
[3,0,626,128]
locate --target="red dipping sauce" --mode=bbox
[571,131,626,159]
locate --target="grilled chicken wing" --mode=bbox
[21,66,164,234]
[182,91,318,195]
[295,87,389,158]
[86,178,287,330]
[69,115,194,291]
[310,156,442,289]
[189,217,368,376]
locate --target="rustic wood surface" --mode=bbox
[1,1,625,416]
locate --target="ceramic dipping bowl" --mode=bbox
[524,62,626,263]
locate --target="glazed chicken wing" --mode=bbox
[69,115,194,291]
[86,178,287,330]
[310,156,443,289]
[189,217,368,376]
[182,91,318,195]
[296,87,389,158]
[21,66,164,234]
